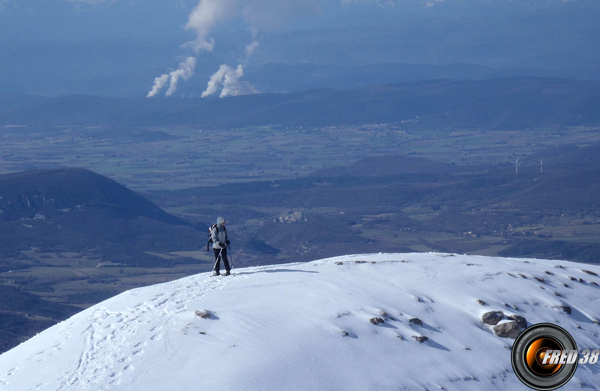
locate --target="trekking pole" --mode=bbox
[213,247,224,271]
[229,245,234,269]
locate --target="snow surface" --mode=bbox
[1,253,600,391]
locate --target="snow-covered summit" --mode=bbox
[1,253,599,391]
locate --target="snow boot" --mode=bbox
[212,271,220,277]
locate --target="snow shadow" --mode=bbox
[425,338,451,352]
[569,306,596,324]
[418,322,442,334]
[377,322,398,330]
[343,331,359,339]
[408,320,441,334]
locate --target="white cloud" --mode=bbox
[425,0,444,7]
[245,40,260,57]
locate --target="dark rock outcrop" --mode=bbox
[409,318,423,326]
[370,317,385,325]
[507,315,527,329]
[493,322,524,339]
[482,311,504,326]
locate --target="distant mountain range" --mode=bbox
[1,78,599,130]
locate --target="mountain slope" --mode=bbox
[0,253,598,390]
[0,168,201,265]
[0,168,180,223]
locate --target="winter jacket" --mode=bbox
[211,218,229,250]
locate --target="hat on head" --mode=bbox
[217,217,225,225]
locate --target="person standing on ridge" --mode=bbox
[211,217,231,276]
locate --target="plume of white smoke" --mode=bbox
[148,0,321,98]
[148,56,197,97]
[185,0,236,53]
[202,64,244,98]
[221,64,244,97]
[202,64,230,97]
[166,56,197,96]
[147,74,170,98]
[199,35,254,98]
[184,0,320,50]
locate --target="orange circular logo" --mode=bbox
[512,323,579,390]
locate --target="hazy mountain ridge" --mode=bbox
[2,78,599,130]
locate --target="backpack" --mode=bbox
[206,224,218,251]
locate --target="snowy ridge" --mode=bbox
[1,253,600,391]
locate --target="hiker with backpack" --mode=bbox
[209,217,231,276]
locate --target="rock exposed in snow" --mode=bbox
[506,314,527,329]
[409,318,423,326]
[195,309,212,319]
[482,311,504,325]
[369,317,385,325]
[493,322,523,339]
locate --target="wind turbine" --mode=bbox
[515,155,522,174]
